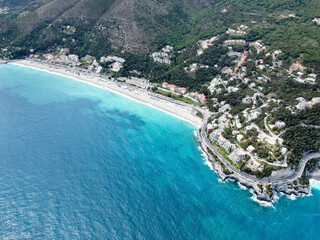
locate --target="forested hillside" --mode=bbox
[1,0,320,72]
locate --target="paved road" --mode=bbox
[264,114,277,138]
[300,123,320,129]
[201,114,320,184]
[277,123,320,137]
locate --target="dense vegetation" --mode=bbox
[1,0,320,66]
[271,105,320,127]
[268,105,320,167]
[284,127,320,167]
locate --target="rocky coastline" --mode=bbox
[195,131,317,206]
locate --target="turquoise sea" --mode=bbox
[0,64,320,239]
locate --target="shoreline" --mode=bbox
[10,60,202,128]
[195,131,319,207]
[9,60,319,207]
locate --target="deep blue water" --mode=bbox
[0,64,319,239]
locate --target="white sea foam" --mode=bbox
[238,182,248,190]
[197,145,212,167]
[272,194,280,204]
[287,194,297,200]
[250,192,274,208]
[310,179,320,191]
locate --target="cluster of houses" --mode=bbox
[31,51,128,74]
[250,40,267,54]
[100,56,125,72]
[88,59,103,73]
[243,109,261,121]
[289,62,317,84]
[39,53,80,65]
[209,129,246,164]
[224,47,249,76]
[210,130,236,152]
[208,76,224,93]
[295,74,317,84]
[295,97,320,110]
[189,92,207,104]
[294,72,317,85]
[245,123,284,146]
[226,28,247,36]
[161,82,187,94]
[151,45,174,64]
[162,81,207,104]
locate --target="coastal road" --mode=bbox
[200,114,320,185]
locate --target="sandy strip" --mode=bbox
[11,60,202,128]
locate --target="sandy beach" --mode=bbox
[11,60,203,128]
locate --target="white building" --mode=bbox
[235,118,242,128]
[237,134,244,142]
[151,46,173,64]
[68,54,79,63]
[226,28,247,36]
[281,147,288,155]
[96,66,103,74]
[247,145,255,153]
[311,97,320,105]
[229,148,246,164]
[296,101,310,110]
[224,40,246,46]
[275,121,286,129]
[100,56,125,63]
[110,62,123,72]
[218,136,236,152]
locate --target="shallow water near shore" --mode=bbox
[0,64,320,239]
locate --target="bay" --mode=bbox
[0,64,319,239]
